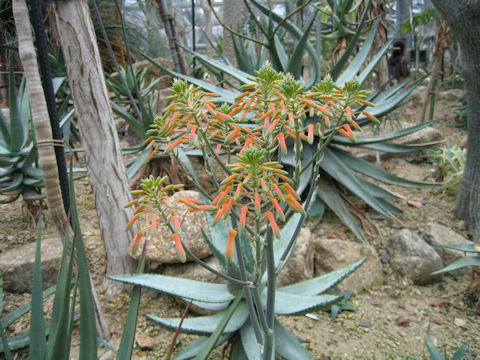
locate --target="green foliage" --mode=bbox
[425,144,466,194]
[0,171,99,359]
[401,7,438,34]
[0,65,43,204]
[432,243,480,275]
[401,332,471,360]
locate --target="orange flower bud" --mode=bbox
[282,183,300,200]
[307,124,314,144]
[285,194,305,214]
[172,234,186,263]
[165,137,183,154]
[272,184,285,202]
[171,215,181,233]
[131,231,142,255]
[225,127,241,145]
[363,111,379,123]
[266,212,280,238]
[234,183,243,201]
[225,230,237,263]
[271,198,285,221]
[239,206,248,231]
[277,133,287,155]
[254,193,261,215]
[124,199,138,208]
[125,214,139,231]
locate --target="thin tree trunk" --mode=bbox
[419,16,449,123]
[12,0,110,339]
[155,0,188,74]
[432,0,480,242]
[200,0,214,58]
[54,0,138,296]
[222,0,245,67]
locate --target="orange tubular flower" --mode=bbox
[131,231,143,256]
[215,144,222,155]
[285,194,305,215]
[272,184,285,202]
[282,183,300,200]
[178,198,200,210]
[277,133,287,155]
[125,214,139,231]
[225,230,237,263]
[271,198,285,221]
[239,206,248,231]
[151,216,158,230]
[307,124,314,144]
[124,199,139,208]
[234,183,243,201]
[171,215,181,233]
[225,127,241,145]
[172,234,186,263]
[164,137,184,154]
[266,212,280,238]
[363,111,379,124]
[254,193,261,215]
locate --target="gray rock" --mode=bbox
[387,229,443,284]
[0,237,62,293]
[277,228,314,287]
[312,237,383,292]
[423,222,474,273]
[130,190,212,265]
[162,256,223,284]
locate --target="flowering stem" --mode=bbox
[264,228,276,360]
[265,228,276,329]
[230,214,264,345]
[277,167,319,270]
[199,129,231,176]
[252,286,269,335]
[299,129,338,176]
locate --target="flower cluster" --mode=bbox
[180,146,304,240]
[127,62,376,261]
[124,175,186,262]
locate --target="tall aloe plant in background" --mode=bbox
[141,0,439,241]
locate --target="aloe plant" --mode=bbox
[109,64,374,358]
[0,68,43,204]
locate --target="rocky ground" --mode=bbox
[0,87,478,359]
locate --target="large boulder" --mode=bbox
[277,228,314,287]
[387,229,443,284]
[423,222,474,274]
[130,190,212,266]
[312,237,383,292]
[0,237,62,293]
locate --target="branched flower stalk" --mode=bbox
[125,62,374,358]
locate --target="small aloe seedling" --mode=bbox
[111,62,369,359]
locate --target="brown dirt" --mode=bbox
[0,88,478,359]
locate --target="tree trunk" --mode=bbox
[431,0,480,242]
[222,0,244,67]
[200,0,214,58]
[12,0,110,339]
[54,0,138,295]
[155,0,188,74]
[419,16,450,123]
